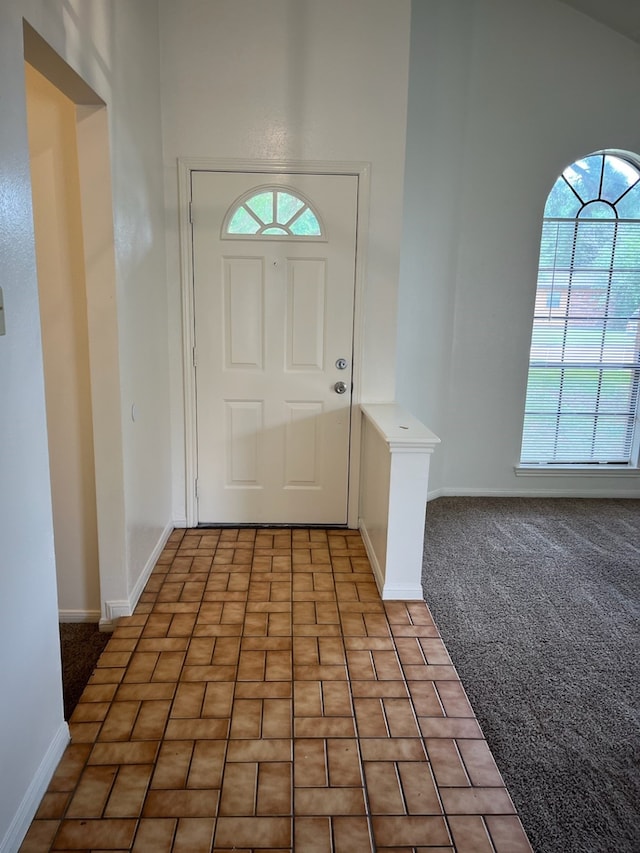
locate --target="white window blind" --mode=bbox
[521,153,640,465]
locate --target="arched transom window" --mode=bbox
[520,151,640,465]
[223,187,324,238]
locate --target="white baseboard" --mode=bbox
[358,520,384,597]
[100,521,174,631]
[99,600,132,632]
[360,519,426,601]
[431,486,640,499]
[359,521,425,600]
[128,521,174,608]
[0,721,69,853]
[381,582,424,600]
[58,609,101,623]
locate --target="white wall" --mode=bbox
[397,0,474,490]
[158,0,412,521]
[101,4,173,586]
[0,1,172,847]
[398,0,640,497]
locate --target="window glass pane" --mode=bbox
[612,222,640,268]
[290,208,321,236]
[598,370,635,413]
[601,324,638,361]
[568,269,610,292]
[227,206,261,234]
[225,188,322,238]
[535,268,555,295]
[546,291,561,309]
[578,201,615,219]
[563,155,603,203]
[593,415,635,459]
[525,368,562,412]
[539,221,575,268]
[602,155,640,204]
[560,367,599,411]
[555,414,595,461]
[535,270,566,314]
[246,191,274,224]
[520,414,558,462]
[609,274,640,322]
[276,192,304,224]
[614,183,640,219]
[566,274,608,318]
[544,177,581,218]
[573,221,615,268]
[529,320,564,361]
[562,319,605,363]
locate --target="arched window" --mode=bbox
[520,152,640,465]
[222,187,323,238]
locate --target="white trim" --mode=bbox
[178,157,371,528]
[100,521,174,630]
[515,465,640,477]
[1,722,69,853]
[58,609,101,623]
[381,583,424,600]
[359,519,384,594]
[100,599,132,632]
[432,486,640,499]
[360,519,424,600]
[347,165,370,529]
[178,161,197,526]
[127,521,174,609]
[360,403,441,452]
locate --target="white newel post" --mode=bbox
[358,403,441,599]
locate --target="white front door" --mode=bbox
[191,171,358,524]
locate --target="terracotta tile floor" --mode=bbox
[21,528,533,852]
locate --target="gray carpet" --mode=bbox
[421,497,640,853]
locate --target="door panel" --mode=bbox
[192,171,357,524]
[224,258,264,369]
[287,259,326,370]
[284,401,322,486]
[225,400,262,486]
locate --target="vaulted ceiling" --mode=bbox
[557,0,640,44]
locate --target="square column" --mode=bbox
[359,404,440,599]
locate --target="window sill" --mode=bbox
[515,465,640,477]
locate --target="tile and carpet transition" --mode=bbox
[22,527,532,852]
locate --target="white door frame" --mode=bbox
[178,157,370,528]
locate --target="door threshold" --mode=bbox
[197,522,349,529]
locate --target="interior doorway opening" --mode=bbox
[25,61,101,624]
[23,22,125,656]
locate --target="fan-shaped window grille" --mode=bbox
[223,187,323,239]
[520,151,640,465]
